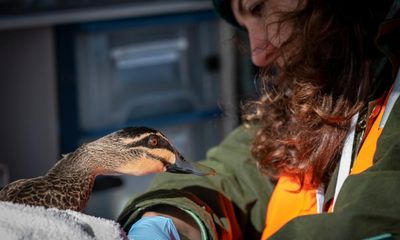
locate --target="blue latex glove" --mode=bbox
[127,216,180,240]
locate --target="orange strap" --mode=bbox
[261,174,318,239]
[325,97,387,213]
[350,100,386,174]
[261,92,390,239]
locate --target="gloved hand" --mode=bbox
[127,216,180,240]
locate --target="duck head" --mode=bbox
[88,127,216,177]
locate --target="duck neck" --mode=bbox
[46,150,102,211]
[48,147,98,176]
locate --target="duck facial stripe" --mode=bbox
[126,135,176,153]
[144,151,171,166]
[120,133,153,145]
[119,127,158,138]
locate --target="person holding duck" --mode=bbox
[119,0,400,239]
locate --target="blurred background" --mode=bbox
[0,0,255,219]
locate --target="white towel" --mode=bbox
[0,201,126,240]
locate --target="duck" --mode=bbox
[0,126,215,212]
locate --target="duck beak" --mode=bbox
[165,153,216,176]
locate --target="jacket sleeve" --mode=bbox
[271,95,400,239]
[117,126,274,239]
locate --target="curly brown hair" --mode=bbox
[243,0,384,187]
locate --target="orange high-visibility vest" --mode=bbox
[261,93,390,239]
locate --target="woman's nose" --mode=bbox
[248,28,270,67]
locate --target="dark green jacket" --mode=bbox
[118,1,400,239]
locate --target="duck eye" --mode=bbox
[148,136,158,147]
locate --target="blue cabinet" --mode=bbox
[57,10,224,161]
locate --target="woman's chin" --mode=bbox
[251,52,278,68]
[251,46,279,67]
[252,56,269,67]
